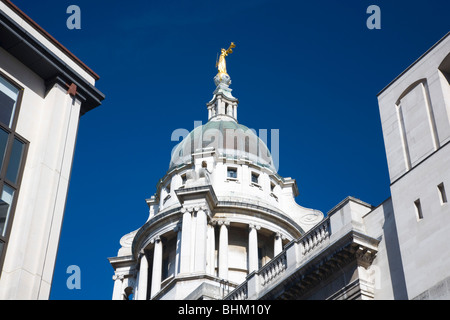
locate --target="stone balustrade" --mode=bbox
[260,251,287,287]
[225,217,331,300]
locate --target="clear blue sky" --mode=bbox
[11,0,450,300]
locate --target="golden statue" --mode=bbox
[216,42,236,76]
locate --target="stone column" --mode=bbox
[137,253,148,300]
[194,208,207,273]
[248,224,260,272]
[218,221,229,280]
[112,273,124,300]
[207,221,216,276]
[274,232,283,256]
[179,208,192,274]
[174,223,182,275]
[150,237,163,298]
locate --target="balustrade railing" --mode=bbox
[225,281,248,300]
[225,217,331,300]
[260,251,287,287]
[299,218,330,256]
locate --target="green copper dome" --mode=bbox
[169,119,276,172]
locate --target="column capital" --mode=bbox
[150,236,161,244]
[249,224,261,231]
[181,205,208,214]
[113,273,125,281]
[274,231,287,240]
[180,206,193,214]
[217,219,230,227]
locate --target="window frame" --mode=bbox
[438,182,448,205]
[227,166,238,180]
[251,171,260,185]
[0,71,29,277]
[414,199,423,221]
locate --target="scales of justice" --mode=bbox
[214,42,236,86]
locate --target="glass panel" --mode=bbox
[227,168,237,178]
[0,128,8,173]
[6,138,24,185]
[0,185,14,237]
[0,76,19,128]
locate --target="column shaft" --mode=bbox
[137,254,148,300]
[175,226,182,275]
[248,225,259,272]
[274,233,283,256]
[179,211,192,274]
[150,238,163,298]
[112,275,123,300]
[218,223,229,280]
[194,209,207,273]
[207,223,216,276]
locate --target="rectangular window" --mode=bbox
[0,76,20,128]
[251,172,259,184]
[227,167,237,179]
[414,199,423,221]
[438,183,448,205]
[270,182,275,192]
[181,174,187,185]
[0,73,27,277]
[6,138,25,185]
[0,128,8,173]
[0,185,14,237]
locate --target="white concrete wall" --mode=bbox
[390,144,450,299]
[0,43,84,300]
[378,33,450,300]
[378,34,450,183]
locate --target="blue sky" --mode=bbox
[11,0,450,300]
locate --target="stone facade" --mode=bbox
[110,33,450,300]
[109,61,323,300]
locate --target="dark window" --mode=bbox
[251,172,259,184]
[414,199,423,221]
[0,73,28,277]
[0,185,14,237]
[0,76,20,128]
[0,129,8,171]
[438,183,447,204]
[227,167,237,179]
[6,138,24,184]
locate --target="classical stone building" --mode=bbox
[0,0,104,299]
[109,32,450,300]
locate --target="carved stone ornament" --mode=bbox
[355,246,377,269]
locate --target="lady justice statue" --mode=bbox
[216,42,236,76]
[215,42,235,86]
